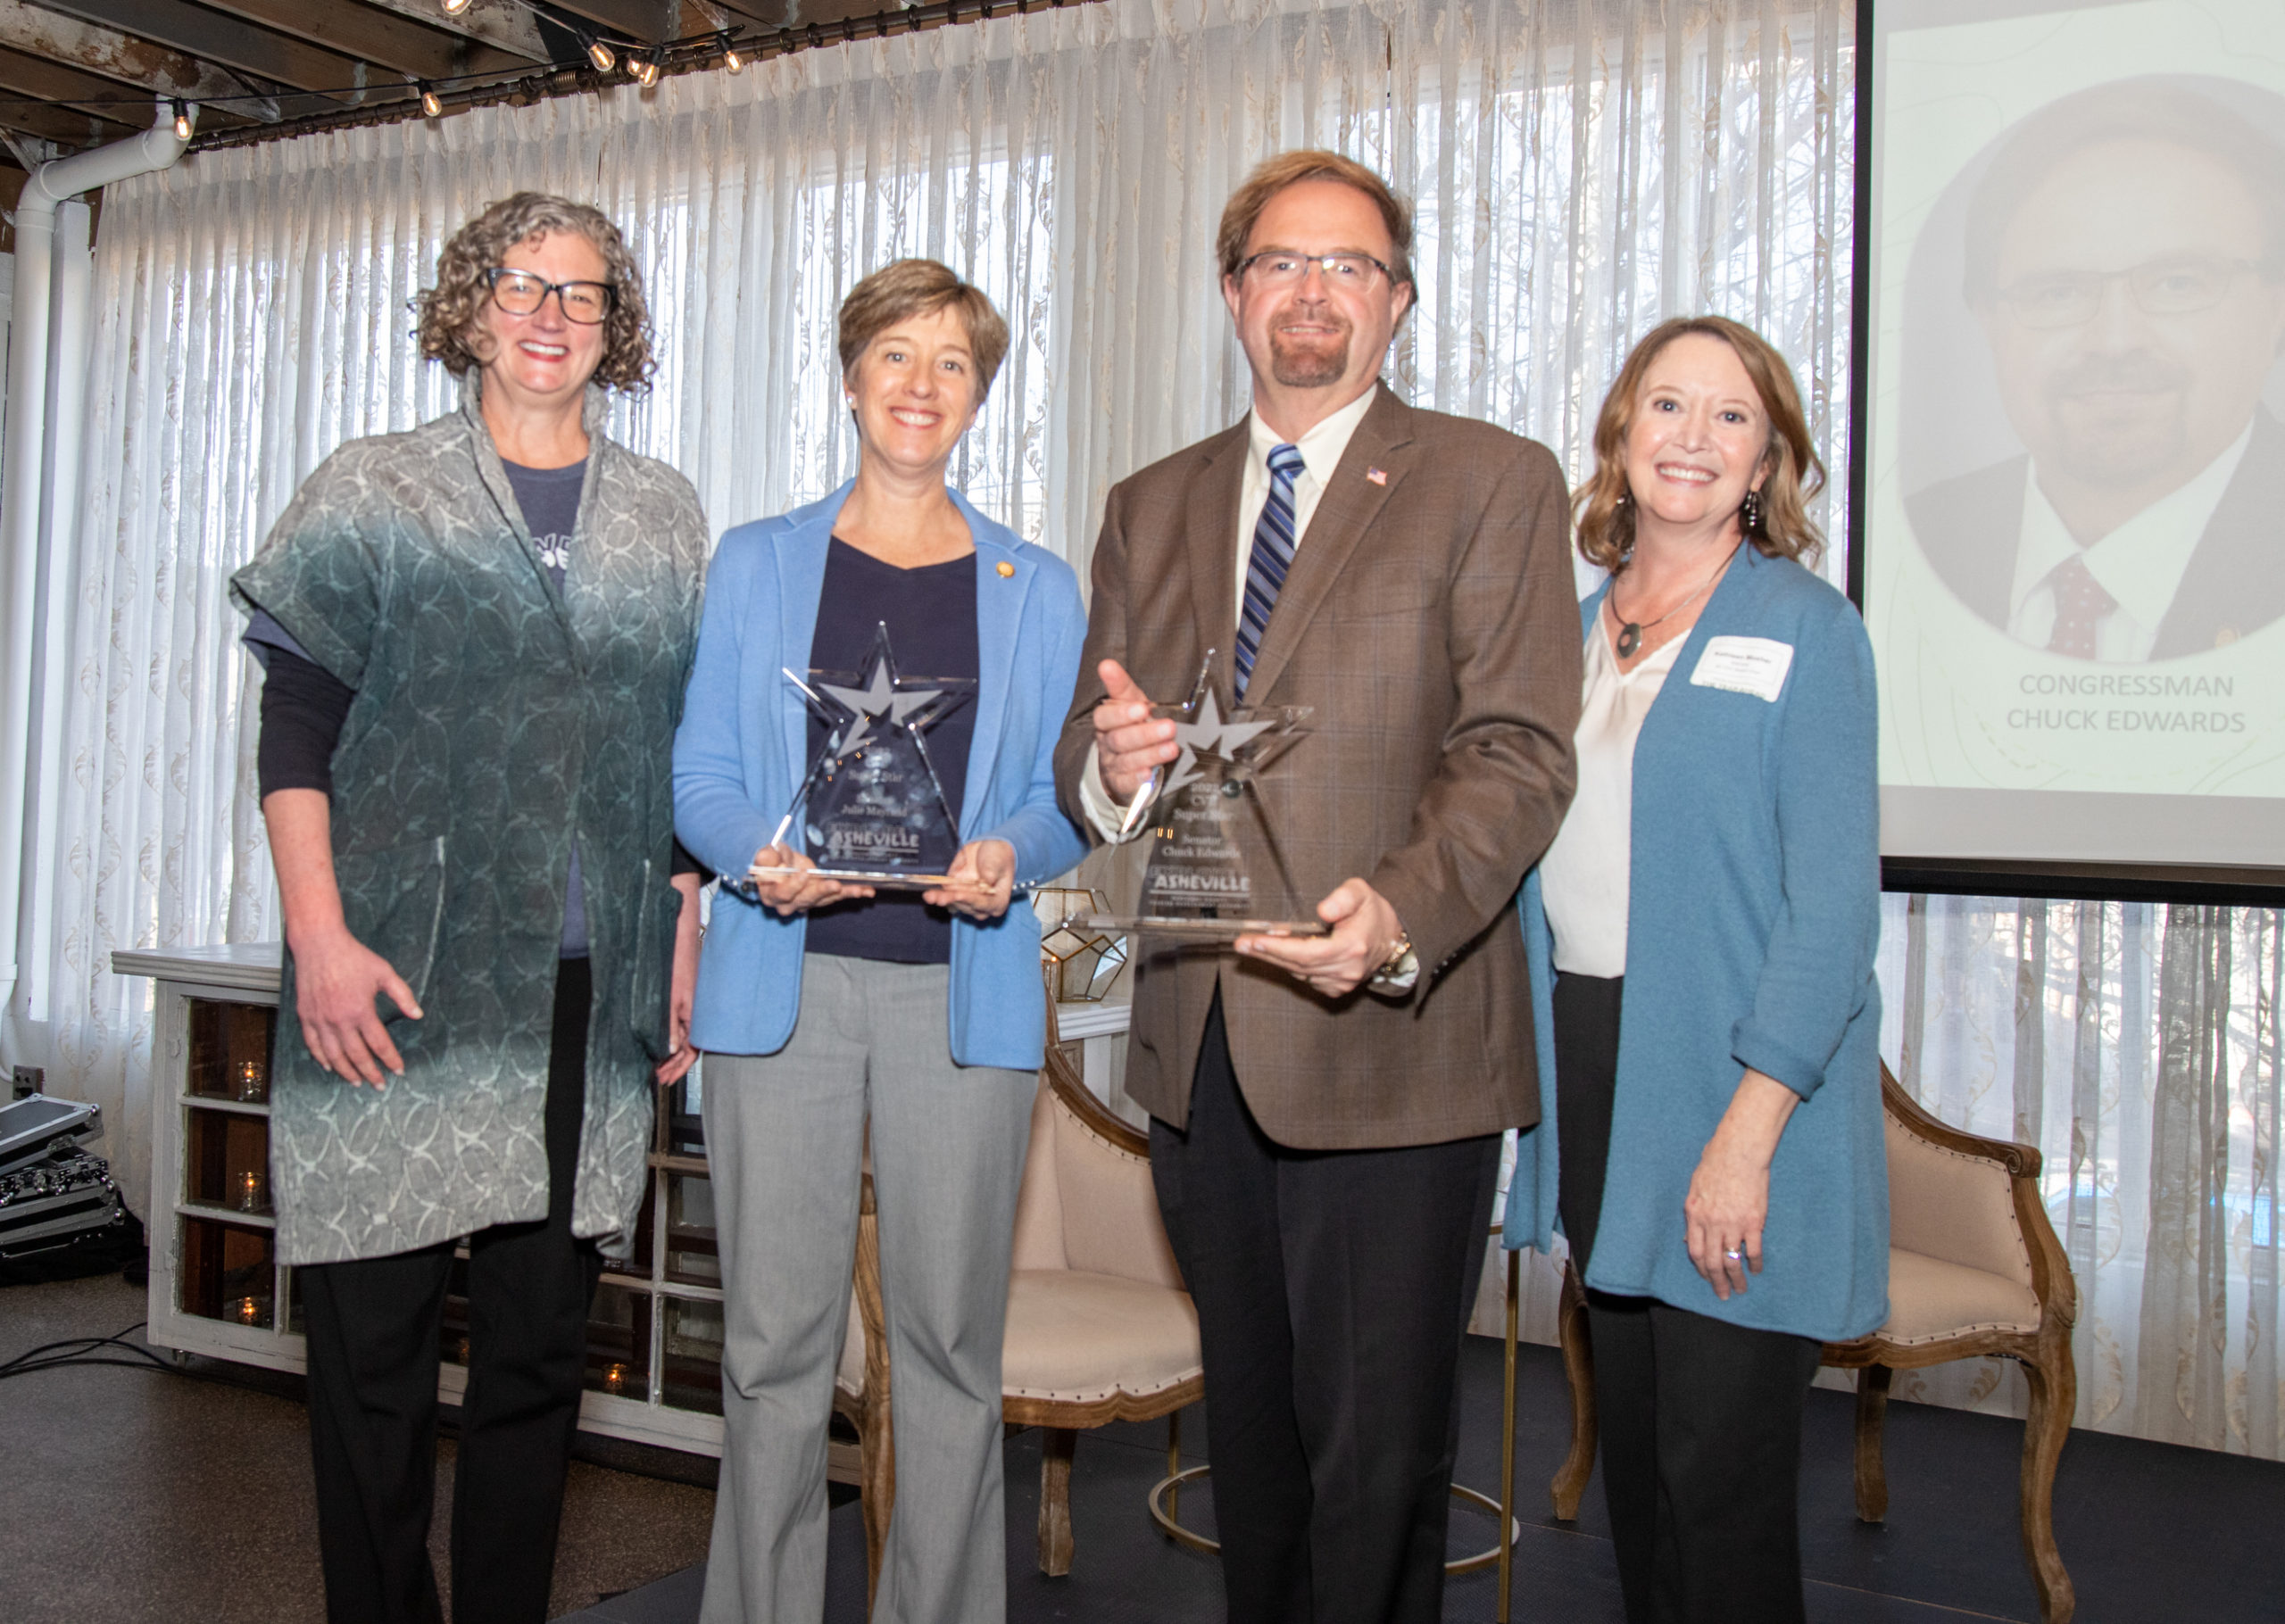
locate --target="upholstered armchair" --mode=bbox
[835,1001,1203,1599]
[1001,1026,1204,1574]
[1550,1062,2079,1622]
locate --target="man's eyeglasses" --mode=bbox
[1236,252,1395,290]
[486,267,616,325]
[1993,255,2272,329]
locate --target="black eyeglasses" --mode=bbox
[1235,251,1396,289]
[485,267,617,325]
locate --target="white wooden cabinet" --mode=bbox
[113,943,1133,1465]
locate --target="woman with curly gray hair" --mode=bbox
[230,193,709,1624]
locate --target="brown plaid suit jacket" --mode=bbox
[1055,385,1582,1148]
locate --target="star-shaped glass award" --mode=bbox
[754,623,975,890]
[1073,671,1330,940]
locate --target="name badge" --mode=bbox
[1691,635,1794,702]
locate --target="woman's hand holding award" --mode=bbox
[751,624,975,891]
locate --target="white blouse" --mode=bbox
[1541,611,1685,979]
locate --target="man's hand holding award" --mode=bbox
[1084,657,1370,965]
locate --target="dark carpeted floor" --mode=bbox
[8,1267,2281,1622]
[560,1333,2285,1624]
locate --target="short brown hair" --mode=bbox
[416,192,654,393]
[836,259,1010,399]
[1574,316,1826,572]
[1217,150,1415,289]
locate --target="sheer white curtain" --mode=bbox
[11,0,1852,1349]
[1879,895,2285,1460]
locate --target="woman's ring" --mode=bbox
[1724,1247,1745,1262]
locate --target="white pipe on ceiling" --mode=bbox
[0,104,193,1023]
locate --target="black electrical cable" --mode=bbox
[0,1321,180,1381]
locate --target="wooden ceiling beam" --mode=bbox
[0,40,251,128]
[536,0,677,47]
[0,94,123,145]
[187,0,526,82]
[31,0,362,95]
[0,0,261,111]
[358,0,551,63]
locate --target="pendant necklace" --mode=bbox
[1610,542,1742,659]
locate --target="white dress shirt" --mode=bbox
[2005,420,2251,662]
[1080,385,1381,838]
[1540,613,1685,980]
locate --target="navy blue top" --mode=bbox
[801,538,979,965]
[245,457,599,957]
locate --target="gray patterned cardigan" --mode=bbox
[230,377,708,1266]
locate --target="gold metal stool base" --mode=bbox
[1146,1464,1521,1574]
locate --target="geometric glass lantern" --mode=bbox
[1034,886,1129,1003]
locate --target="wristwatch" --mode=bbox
[1368,927,1417,990]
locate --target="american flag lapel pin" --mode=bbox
[1366,467,1388,485]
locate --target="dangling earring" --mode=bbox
[1739,487,1765,536]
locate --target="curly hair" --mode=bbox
[416,193,654,393]
[1574,316,1825,573]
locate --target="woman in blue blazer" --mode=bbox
[674,261,1088,1624]
[1503,317,1887,1624]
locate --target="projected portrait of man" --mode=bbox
[1907,81,2285,660]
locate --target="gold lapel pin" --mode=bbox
[997,560,1016,577]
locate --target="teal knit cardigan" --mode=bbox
[1503,543,1890,1344]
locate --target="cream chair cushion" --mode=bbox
[1883,1112,2036,1287]
[1881,1247,2042,1345]
[1010,1080,1184,1289]
[840,1071,1192,1404]
[1001,1269,1202,1404]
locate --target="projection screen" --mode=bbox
[1863,0,2285,872]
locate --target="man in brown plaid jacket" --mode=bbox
[1055,150,1581,1623]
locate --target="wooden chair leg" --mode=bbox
[2019,1346,2078,1623]
[1853,1364,1891,1523]
[855,1179,893,1615]
[1550,1261,1597,1521]
[1038,1427,1077,1576]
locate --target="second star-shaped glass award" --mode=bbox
[1075,680,1332,940]
[752,623,975,891]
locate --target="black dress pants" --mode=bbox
[298,957,605,1624]
[1553,972,1824,1624]
[1150,991,1501,1624]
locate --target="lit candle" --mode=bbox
[238,1170,263,1212]
[602,1362,627,1392]
[236,1059,267,1103]
[235,1296,261,1325]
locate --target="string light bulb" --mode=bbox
[441,0,472,12]
[584,33,616,73]
[171,99,192,141]
[420,82,443,118]
[720,31,744,72]
[633,50,661,88]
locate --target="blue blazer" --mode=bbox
[674,482,1091,1070]
[1503,544,1890,1344]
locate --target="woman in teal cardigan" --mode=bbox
[1504,317,1887,1624]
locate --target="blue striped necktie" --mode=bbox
[1235,443,1305,700]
